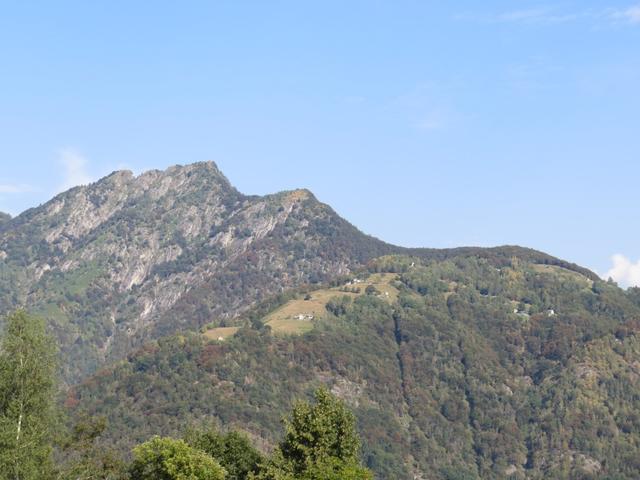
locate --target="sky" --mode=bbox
[0,1,639,286]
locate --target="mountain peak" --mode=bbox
[95,161,230,194]
[273,188,316,204]
[166,160,223,174]
[154,160,230,183]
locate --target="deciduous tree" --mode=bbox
[257,388,372,480]
[0,310,57,480]
[129,436,225,480]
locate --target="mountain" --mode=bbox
[3,161,639,478]
[0,162,594,383]
[0,162,403,381]
[68,255,640,479]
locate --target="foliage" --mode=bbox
[68,256,640,479]
[185,428,263,480]
[325,295,352,316]
[59,415,126,479]
[0,310,57,480]
[256,389,372,480]
[129,436,226,480]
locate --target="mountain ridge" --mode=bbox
[0,161,599,383]
[0,161,393,381]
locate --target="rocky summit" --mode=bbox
[0,162,396,381]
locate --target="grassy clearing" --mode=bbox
[265,317,315,335]
[365,273,401,302]
[203,326,239,341]
[264,272,400,335]
[532,264,593,286]
[200,273,402,339]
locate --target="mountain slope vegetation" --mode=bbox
[68,255,640,479]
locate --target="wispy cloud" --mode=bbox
[58,148,93,192]
[612,4,640,24]
[456,6,587,25]
[458,4,640,27]
[603,254,640,288]
[496,7,583,24]
[0,183,34,194]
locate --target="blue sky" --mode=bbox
[1,1,639,285]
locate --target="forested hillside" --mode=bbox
[0,310,372,480]
[69,255,640,479]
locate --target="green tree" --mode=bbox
[257,388,372,480]
[364,285,378,296]
[60,415,125,479]
[0,309,57,480]
[186,428,263,480]
[129,436,226,480]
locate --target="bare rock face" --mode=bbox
[0,161,394,381]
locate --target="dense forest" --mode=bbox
[57,255,640,479]
[0,311,373,479]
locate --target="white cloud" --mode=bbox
[603,254,640,288]
[0,183,34,194]
[58,148,93,192]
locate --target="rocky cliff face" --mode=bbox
[0,162,394,381]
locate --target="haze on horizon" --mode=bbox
[0,1,638,286]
